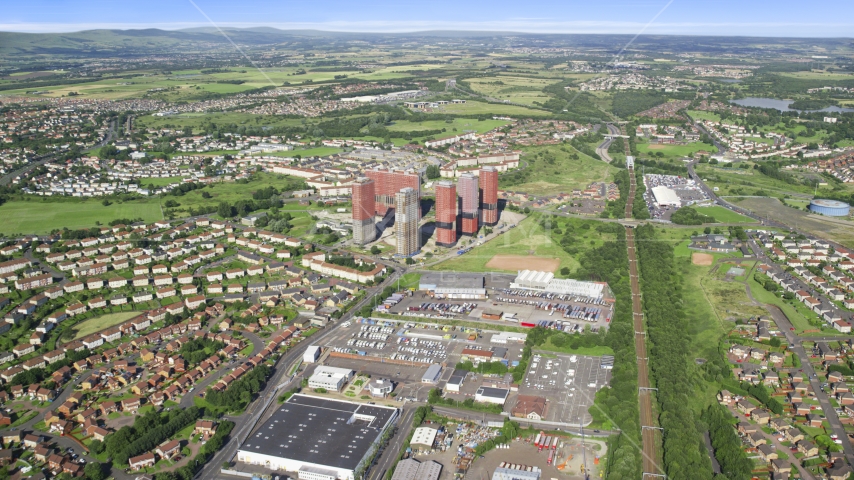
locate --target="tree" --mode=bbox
[89,439,105,454]
[370,245,381,255]
[84,462,107,480]
[405,257,415,265]
[217,202,233,218]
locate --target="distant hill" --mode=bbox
[0,28,851,57]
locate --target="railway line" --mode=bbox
[624,165,664,479]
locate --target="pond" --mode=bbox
[730,97,854,113]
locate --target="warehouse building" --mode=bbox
[308,366,353,391]
[237,394,398,480]
[410,426,438,452]
[511,270,607,299]
[650,185,680,207]
[418,272,486,298]
[492,466,540,480]
[475,386,509,405]
[421,364,442,384]
[390,459,442,480]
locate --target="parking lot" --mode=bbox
[387,291,613,332]
[520,353,611,425]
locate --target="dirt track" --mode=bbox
[485,254,561,272]
[692,252,714,266]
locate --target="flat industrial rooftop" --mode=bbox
[240,394,398,470]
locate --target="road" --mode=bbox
[595,123,621,164]
[368,406,416,480]
[200,269,405,479]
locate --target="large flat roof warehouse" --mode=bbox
[651,185,681,207]
[511,270,606,298]
[237,394,399,480]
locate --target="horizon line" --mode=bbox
[1,21,854,38]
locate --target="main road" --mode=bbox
[199,268,405,479]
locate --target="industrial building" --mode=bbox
[650,185,680,207]
[237,394,399,480]
[307,366,353,391]
[395,187,421,257]
[421,364,442,384]
[365,168,421,216]
[351,177,377,245]
[303,345,321,363]
[417,272,486,299]
[809,199,850,217]
[492,466,540,480]
[390,459,442,480]
[458,173,479,235]
[435,180,457,247]
[511,270,607,299]
[475,386,510,405]
[480,166,499,225]
[410,426,438,452]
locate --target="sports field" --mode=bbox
[0,198,163,235]
[140,176,185,187]
[71,311,140,340]
[485,254,561,272]
[692,206,755,223]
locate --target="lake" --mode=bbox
[730,97,854,113]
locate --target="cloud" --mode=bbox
[1,20,852,37]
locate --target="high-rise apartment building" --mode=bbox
[365,168,421,217]
[395,187,420,257]
[351,177,376,245]
[434,180,457,247]
[480,166,499,226]
[458,173,479,236]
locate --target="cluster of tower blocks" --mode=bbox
[351,167,500,255]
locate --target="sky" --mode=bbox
[2,0,854,37]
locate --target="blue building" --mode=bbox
[809,199,850,217]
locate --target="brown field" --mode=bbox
[692,253,714,266]
[645,144,667,150]
[734,197,854,248]
[485,254,560,272]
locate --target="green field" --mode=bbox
[686,110,722,122]
[433,100,552,117]
[71,311,140,340]
[0,198,163,235]
[635,141,717,158]
[429,215,574,273]
[386,118,509,134]
[692,206,755,223]
[499,145,616,196]
[466,75,562,106]
[140,176,185,187]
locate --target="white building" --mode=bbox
[303,345,321,363]
[308,366,353,391]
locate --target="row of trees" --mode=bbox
[635,224,714,480]
[569,227,641,480]
[104,407,202,466]
[701,404,753,479]
[205,363,271,412]
[670,207,717,225]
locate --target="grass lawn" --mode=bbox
[429,214,581,275]
[535,340,614,357]
[140,176,185,187]
[0,198,162,235]
[692,206,755,223]
[397,273,422,290]
[635,141,718,158]
[746,276,829,334]
[499,145,617,196]
[71,311,140,340]
[687,110,722,122]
